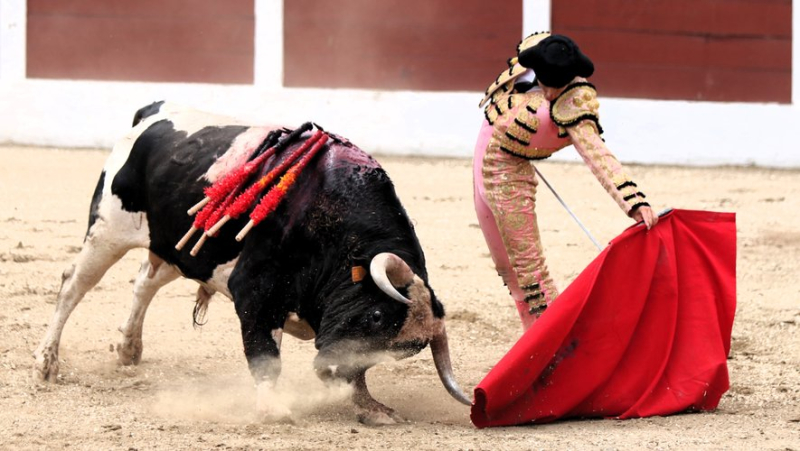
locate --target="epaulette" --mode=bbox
[550,82,603,134]
[517,31,551,54]
[483,91,520,125]
[479,31,551,110]
[479,64,523,109]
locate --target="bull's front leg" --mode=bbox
[231,286,291,421]
[352,370,406,426]
[251,333,292,422]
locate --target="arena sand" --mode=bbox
[0,146,798,450]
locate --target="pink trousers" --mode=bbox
[472,121,558,330]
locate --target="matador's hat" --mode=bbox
[518,34,594,88]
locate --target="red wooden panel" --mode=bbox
[589,64,790,103]
[561,29,791,71]
[27,0,254,83]
[553,0,792,103]
[27,0,253,18]
[552,0,791,38]
[284,0,522,91]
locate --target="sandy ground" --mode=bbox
[0,144,798,450]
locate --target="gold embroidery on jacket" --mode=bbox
[491,91,565,160]
[526,95,544,113]
[484,86,517,125]
[569,121,645,214]
[551,83,602,132]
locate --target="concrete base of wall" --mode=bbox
[1,79,798,167]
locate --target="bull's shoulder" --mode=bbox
[131,103,250,135]
[322,138,382,173]
[109,104,276,175]
[131,101,165,127]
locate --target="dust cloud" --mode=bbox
[151,371,354,423]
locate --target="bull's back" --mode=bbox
[112,119,248,212]
[92,104,257,279]
[91,103,401,283]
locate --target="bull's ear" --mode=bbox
[427,285,445,318]
[370,253,413,304]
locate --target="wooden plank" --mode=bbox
[590,65,790,103]
[27,0,252,18]
[284,0,522,91]
[28,52,252,84]
[287,53,512,92]
[553,0,791,38]
[552,0,793,103]
[560,29,791,71]
[28,16,253,54]
[27,1,254,83]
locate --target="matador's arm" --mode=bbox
[553,83,650,216]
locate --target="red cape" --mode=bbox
[471,209,736,428]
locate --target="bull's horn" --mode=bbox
[369,253,413,305]
[430,325,472,406]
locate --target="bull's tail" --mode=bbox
[192,286,215,327]
[84,171,106,240]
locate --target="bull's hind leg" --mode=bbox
[33,236,130,382]
[116,252,179,365]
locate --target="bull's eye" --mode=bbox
[371,309,383,324]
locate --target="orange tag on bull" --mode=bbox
[351,266,366,283]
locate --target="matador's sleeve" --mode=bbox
[551,83,650,216]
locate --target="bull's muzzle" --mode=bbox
[313,348,391,382]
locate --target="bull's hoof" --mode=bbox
[32,347,59,383]
[257,406,295,424]
[115,338,142,366]
[356,408,406,426]
[255,382,294,423]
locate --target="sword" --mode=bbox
[533,165,603,251]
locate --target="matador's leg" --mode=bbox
[475,142,558,329]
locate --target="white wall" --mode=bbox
[1,0,798,168]
[0,0,25,80]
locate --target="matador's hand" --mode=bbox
[632,206,658,230]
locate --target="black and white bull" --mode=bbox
[33,102,471,425]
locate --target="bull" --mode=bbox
[33,102,471,425]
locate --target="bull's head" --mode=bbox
[313,252,471,411]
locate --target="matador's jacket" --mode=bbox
[473,56,649,330]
